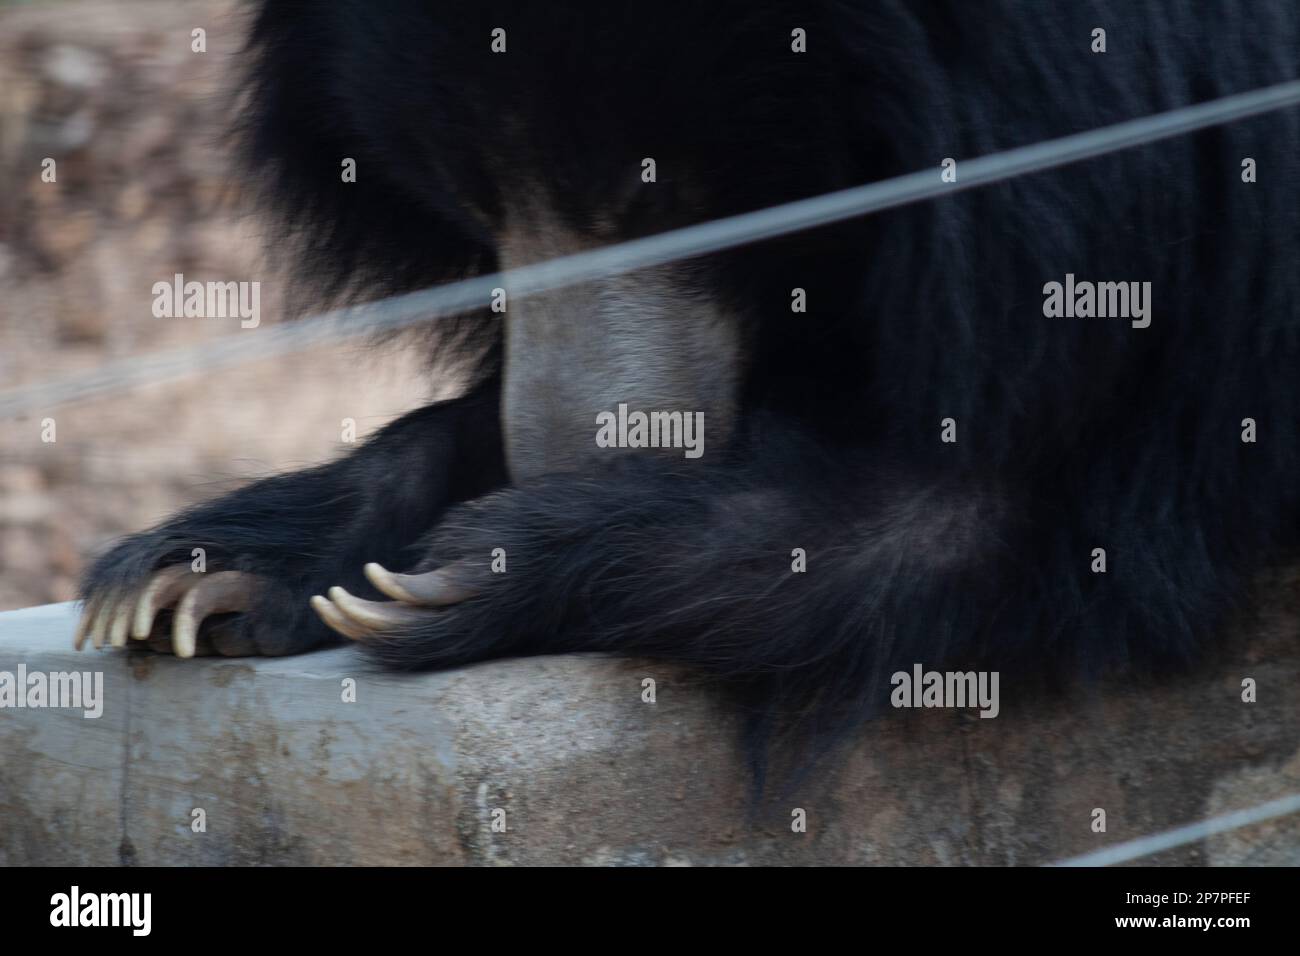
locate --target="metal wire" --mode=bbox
[3,78,1299,419]
[1048,792,1300,866]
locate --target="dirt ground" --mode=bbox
[0,0,447,610]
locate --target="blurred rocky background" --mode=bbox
[0,0,437,610]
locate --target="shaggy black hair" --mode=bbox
[84,1,1300,779]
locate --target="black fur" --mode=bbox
[82,383,505,655]
[83,2,1300,762]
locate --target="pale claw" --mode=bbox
[132,565,197,639]
[89,601,115,650]
[363,562,478,606]
[108,606,132,649]
[74,567,261,658]
[311,562,478,641]
[309,595,371,640]
[172,571,260,658]
[310,580,453,641]
[73,597,102,651]
[328,586,429,630]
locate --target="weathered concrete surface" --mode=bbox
[1,584,1298,866]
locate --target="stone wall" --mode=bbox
[2,588,1297,866]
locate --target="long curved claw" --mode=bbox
[89,601,116,650]
[309,595,371,641]
[75,566,262,658]
[312,562,478,642]
[364,562,478,606]
[73,597,102,651]
[172,571,261,659]
[310,581,445,642]
[327,586,430,631]
[131,565,197,639]
[108,606,132,649]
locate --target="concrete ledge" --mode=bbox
[2,591,1299,866]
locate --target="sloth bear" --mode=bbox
[77,1,1299,759]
